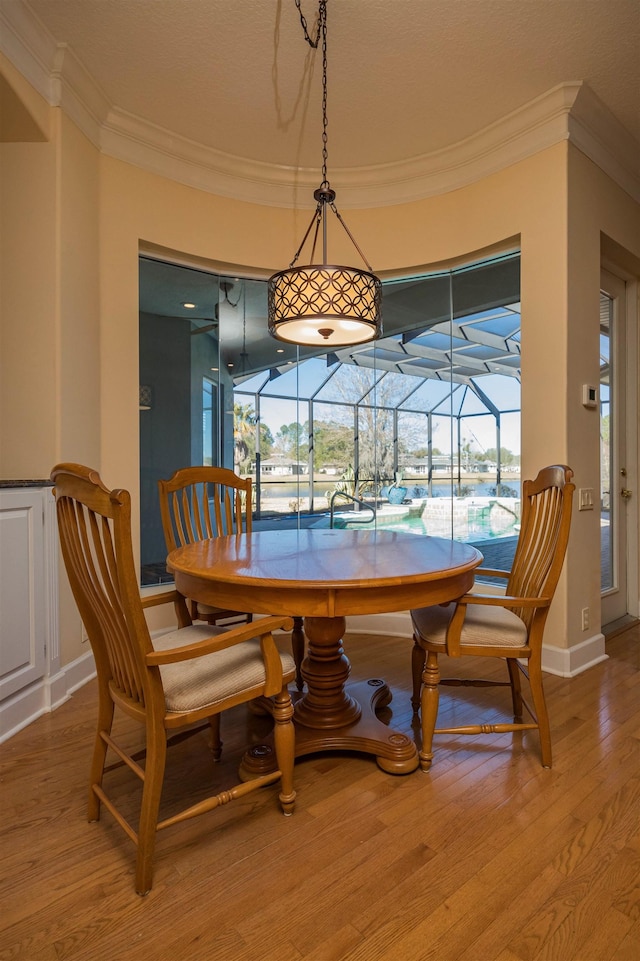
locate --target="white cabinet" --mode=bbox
[0,487,48,698]
[0,486,59,732]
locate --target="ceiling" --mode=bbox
[6,1,637,376]
[20,0,640,174]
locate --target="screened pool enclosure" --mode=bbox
[139,254,521,582]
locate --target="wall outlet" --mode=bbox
[581,607,590,631]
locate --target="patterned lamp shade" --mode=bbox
[139,385,153,410]
[268,264,382,346]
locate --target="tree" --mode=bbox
[313,420,353,471]
[484,447,519,467]
[274,421,308,462]
[234,403,274,473]
[323,367,395,483]
[233,402,255,472]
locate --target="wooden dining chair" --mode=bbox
[158,466,253,626]
[52,462,296,895]
[159,466,306,690]
[410,464,575,771]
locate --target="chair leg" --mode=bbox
[88,688,115,822]
[506,657,524,721]
[528,657,552,768]
[135,725,167,896]
[419,650,440,772]
[411,637,425,712]
[208,714,222,761]
[291,616,305,692]
[272,688,296,816]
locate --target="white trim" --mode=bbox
[98,83,589,209]
[569,85,640,205]
[52,43,110,147]
[347,611,414,638]
[540,635,608,677]
[94,82,640,209]
[345,613,608,678]
[0,648,96,744]
[1,1,638,208]
[0,619,194,743]
[0,0,58,103]
[0,613,608,741]
[43,492,60,677]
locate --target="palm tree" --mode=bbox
[233,402,256,473]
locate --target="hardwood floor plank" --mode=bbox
[1,628,639,961]
[613,919,640,960]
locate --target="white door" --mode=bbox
[600,270,637,627]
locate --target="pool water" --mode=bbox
[332,503,518,542]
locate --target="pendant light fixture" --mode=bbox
[268,0,382,347]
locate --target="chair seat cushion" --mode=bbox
[153,625,296,714]
[411,601,528,651]
[196,602,238,617]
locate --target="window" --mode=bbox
[139,254,521,584]
[202,378,216,466]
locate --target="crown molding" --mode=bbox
[0,0,57,102]
[2,2,639,207]
[568,83,640,205]
[51,43,110,147]
[99,83,584,210]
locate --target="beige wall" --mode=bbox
[2,65,640,669]
[98,144,581,663]
[565,148,640,643]
[58,112,101,468]
[0,69,101,665]
[100,146,572,503]
[0,130,57,477]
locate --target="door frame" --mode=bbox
[600,266,639,626]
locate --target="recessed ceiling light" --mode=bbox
[227,363,234,368]
[210,367,219,372]
[276,348,285,353]
[182,302,197,309]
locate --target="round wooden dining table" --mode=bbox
[167,528,482,775]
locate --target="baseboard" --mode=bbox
[541,634,608,677]
[0,649,96,743]
[346,613,608,678]
[346,611,414,638]
[0,622,199,742]
[0,618,608,741]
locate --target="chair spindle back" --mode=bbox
[506,465,575,627]
[159,467,252,551]
[52,464,151,707]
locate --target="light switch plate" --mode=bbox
[578,488,594,510]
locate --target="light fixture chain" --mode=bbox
[295,0,322,48]
[296,0,329,187]
[268,2,381,345]
[320,0,328,187]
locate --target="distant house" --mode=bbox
[256,458,308,476]
[399,456,451,474]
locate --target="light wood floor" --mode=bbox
[2,627,639,961]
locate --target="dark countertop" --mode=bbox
[0,480,53,488]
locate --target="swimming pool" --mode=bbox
[331,498,519,543]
